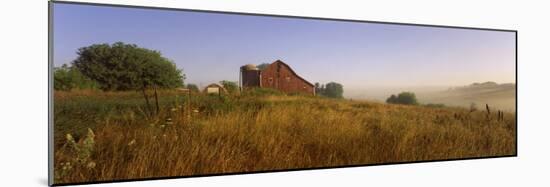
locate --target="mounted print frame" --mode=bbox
[49,1,517,186]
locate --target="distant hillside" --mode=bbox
[447,81,515,93]
[419,82,516,111]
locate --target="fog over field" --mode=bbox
[50,3,517,184]
[345,81,516,112]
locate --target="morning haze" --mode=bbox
[54,3,515,110]
[52,3,517,184]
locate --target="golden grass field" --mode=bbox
[53,90,516,184]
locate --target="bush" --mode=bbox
[54,64,99,91]
[186,84,199,92]
[386,92,418,105]
[386,95,397,104]
[219,80,238,94]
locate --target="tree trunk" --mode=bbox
[154,85,160,115]
[142,84,152,116]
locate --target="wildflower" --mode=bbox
[65,133,78,150]
[193,109,199,113]
[66,134,74,142]
[86,161,96,169]
[86,128,95,139]
[128,139,136,146]
[61,162,72,171]
[165,118,173,126]
[82,128,95,152]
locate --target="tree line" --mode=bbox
[314,82,344,99]
[55,42,347,101]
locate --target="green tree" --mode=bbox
[386,92,418,105]
[220,80,238,94]
[257,63,270,70]
[314,82,322,95]
[53,64,73,91]
[72,42,185,115]
[186,84,199,92]
[324,82,344,98]
[53,64,99,91]
[72,42,184,91]
[386,94,398,104]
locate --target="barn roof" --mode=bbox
[203,83,228,92]
[268,60,315,87]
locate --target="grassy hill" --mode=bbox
[419,82,516,111]
[53,90,516,184]
[346,82,516,112]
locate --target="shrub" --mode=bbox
[386,92,418,105]
[386,95,398,104]
[186,84,199,92]
[54,64,99,91]
[219,80,238,94]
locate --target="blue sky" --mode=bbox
[53,3,515,89]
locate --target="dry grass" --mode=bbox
[53,91,516,184]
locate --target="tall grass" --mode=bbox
[53,90,516,184]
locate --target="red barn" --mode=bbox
[240,60,315,95]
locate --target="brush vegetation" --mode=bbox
[53,89,516,184]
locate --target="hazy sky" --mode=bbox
[53,3,516,89]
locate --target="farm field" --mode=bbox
[53,90,516,184]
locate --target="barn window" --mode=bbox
[268,77,273,83]
[285,76,290,82]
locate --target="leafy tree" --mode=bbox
[397,92,418,105]
[386,92,418,105]
[314,82,344,98]
[220,80,238,93]
[53,64,99,91]
[72,42,184,91]
[386,94,398,104]
[324,82,344,98]
[72,42,185,115]
[53,64,73,91]
[314,82,322,95]
[257,63,270,70]
[186,84,199,92]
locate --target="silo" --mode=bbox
[240,64,261,90]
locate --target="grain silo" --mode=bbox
[239,64,261,91]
